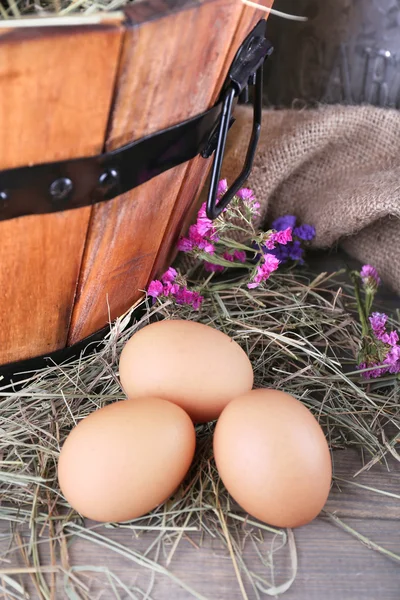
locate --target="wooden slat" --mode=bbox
[3,451,400,599]
[150,0,273,278]
[0,21,124,364]
[68,0,249,344]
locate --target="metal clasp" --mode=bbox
[203,20,273,220]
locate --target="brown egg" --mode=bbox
[213,389,332,528]
[58,398,196,522]
[119,320,253,423]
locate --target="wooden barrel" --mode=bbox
[0,0,272,366]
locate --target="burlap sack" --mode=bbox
[221,104,400,295]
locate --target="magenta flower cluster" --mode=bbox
[148,267,203,310]
[248,254,280,289]
[147,180,314,309]
[264,215,316,264]
[177,179,260,257]
[356,264,400,379]
[359,311,400,378]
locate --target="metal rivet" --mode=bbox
[49,177,73,202]
[98,168,119,190]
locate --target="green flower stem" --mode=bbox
[217,238,256,253]
[351,272,370,336]
[364,289,375,317]
[197,252,250,269]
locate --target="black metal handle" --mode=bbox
[205,65,264,220]
[204,19,273,220]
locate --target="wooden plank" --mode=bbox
[68,0,248,344]
[2,450,400,599]
[150,0,274,279]
[0,21,124,364]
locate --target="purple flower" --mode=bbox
[161,267,177,284]
[191,291,204,310]
[360,264,380,288]
[380,331,399,346]
[358,362,390,379]
[293,224,316,241]
[177,237,193,252]
[147,280,164,298]
[272,215,297,231]
[175,287,203,310]
[265,244,290,263]
[163,282,179,296]
[386,343,400,360]
[287,240,305,263]
[233,250,246,263]
[204,262,224,273]
[175,287,192,305]
[369,312,388,338]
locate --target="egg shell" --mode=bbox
[58,398,196,522]
[119,319,253,423]
[213,389,332,528]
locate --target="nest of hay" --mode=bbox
[0,254,399,598]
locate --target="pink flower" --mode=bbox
[188,224,204,244]
[204,262,224,273]
[265,227,293,250]
[264,237,276,250]
[148,280,164,298]
[236,187,260,216]
[197,216,214,237]
[248,254,280,289]
[360,264,380,288]
[161,267,177,284]
[198,240,215,254]
[217,179,228,197]
[237,188,255,201]
[163,282,179,296]
[223,250,246,263]
[177,237,193,252]
[197,202,207,219]
[274,227,293,245]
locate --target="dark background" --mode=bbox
[263,0,400,108]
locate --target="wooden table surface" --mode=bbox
[2,447,399,599]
